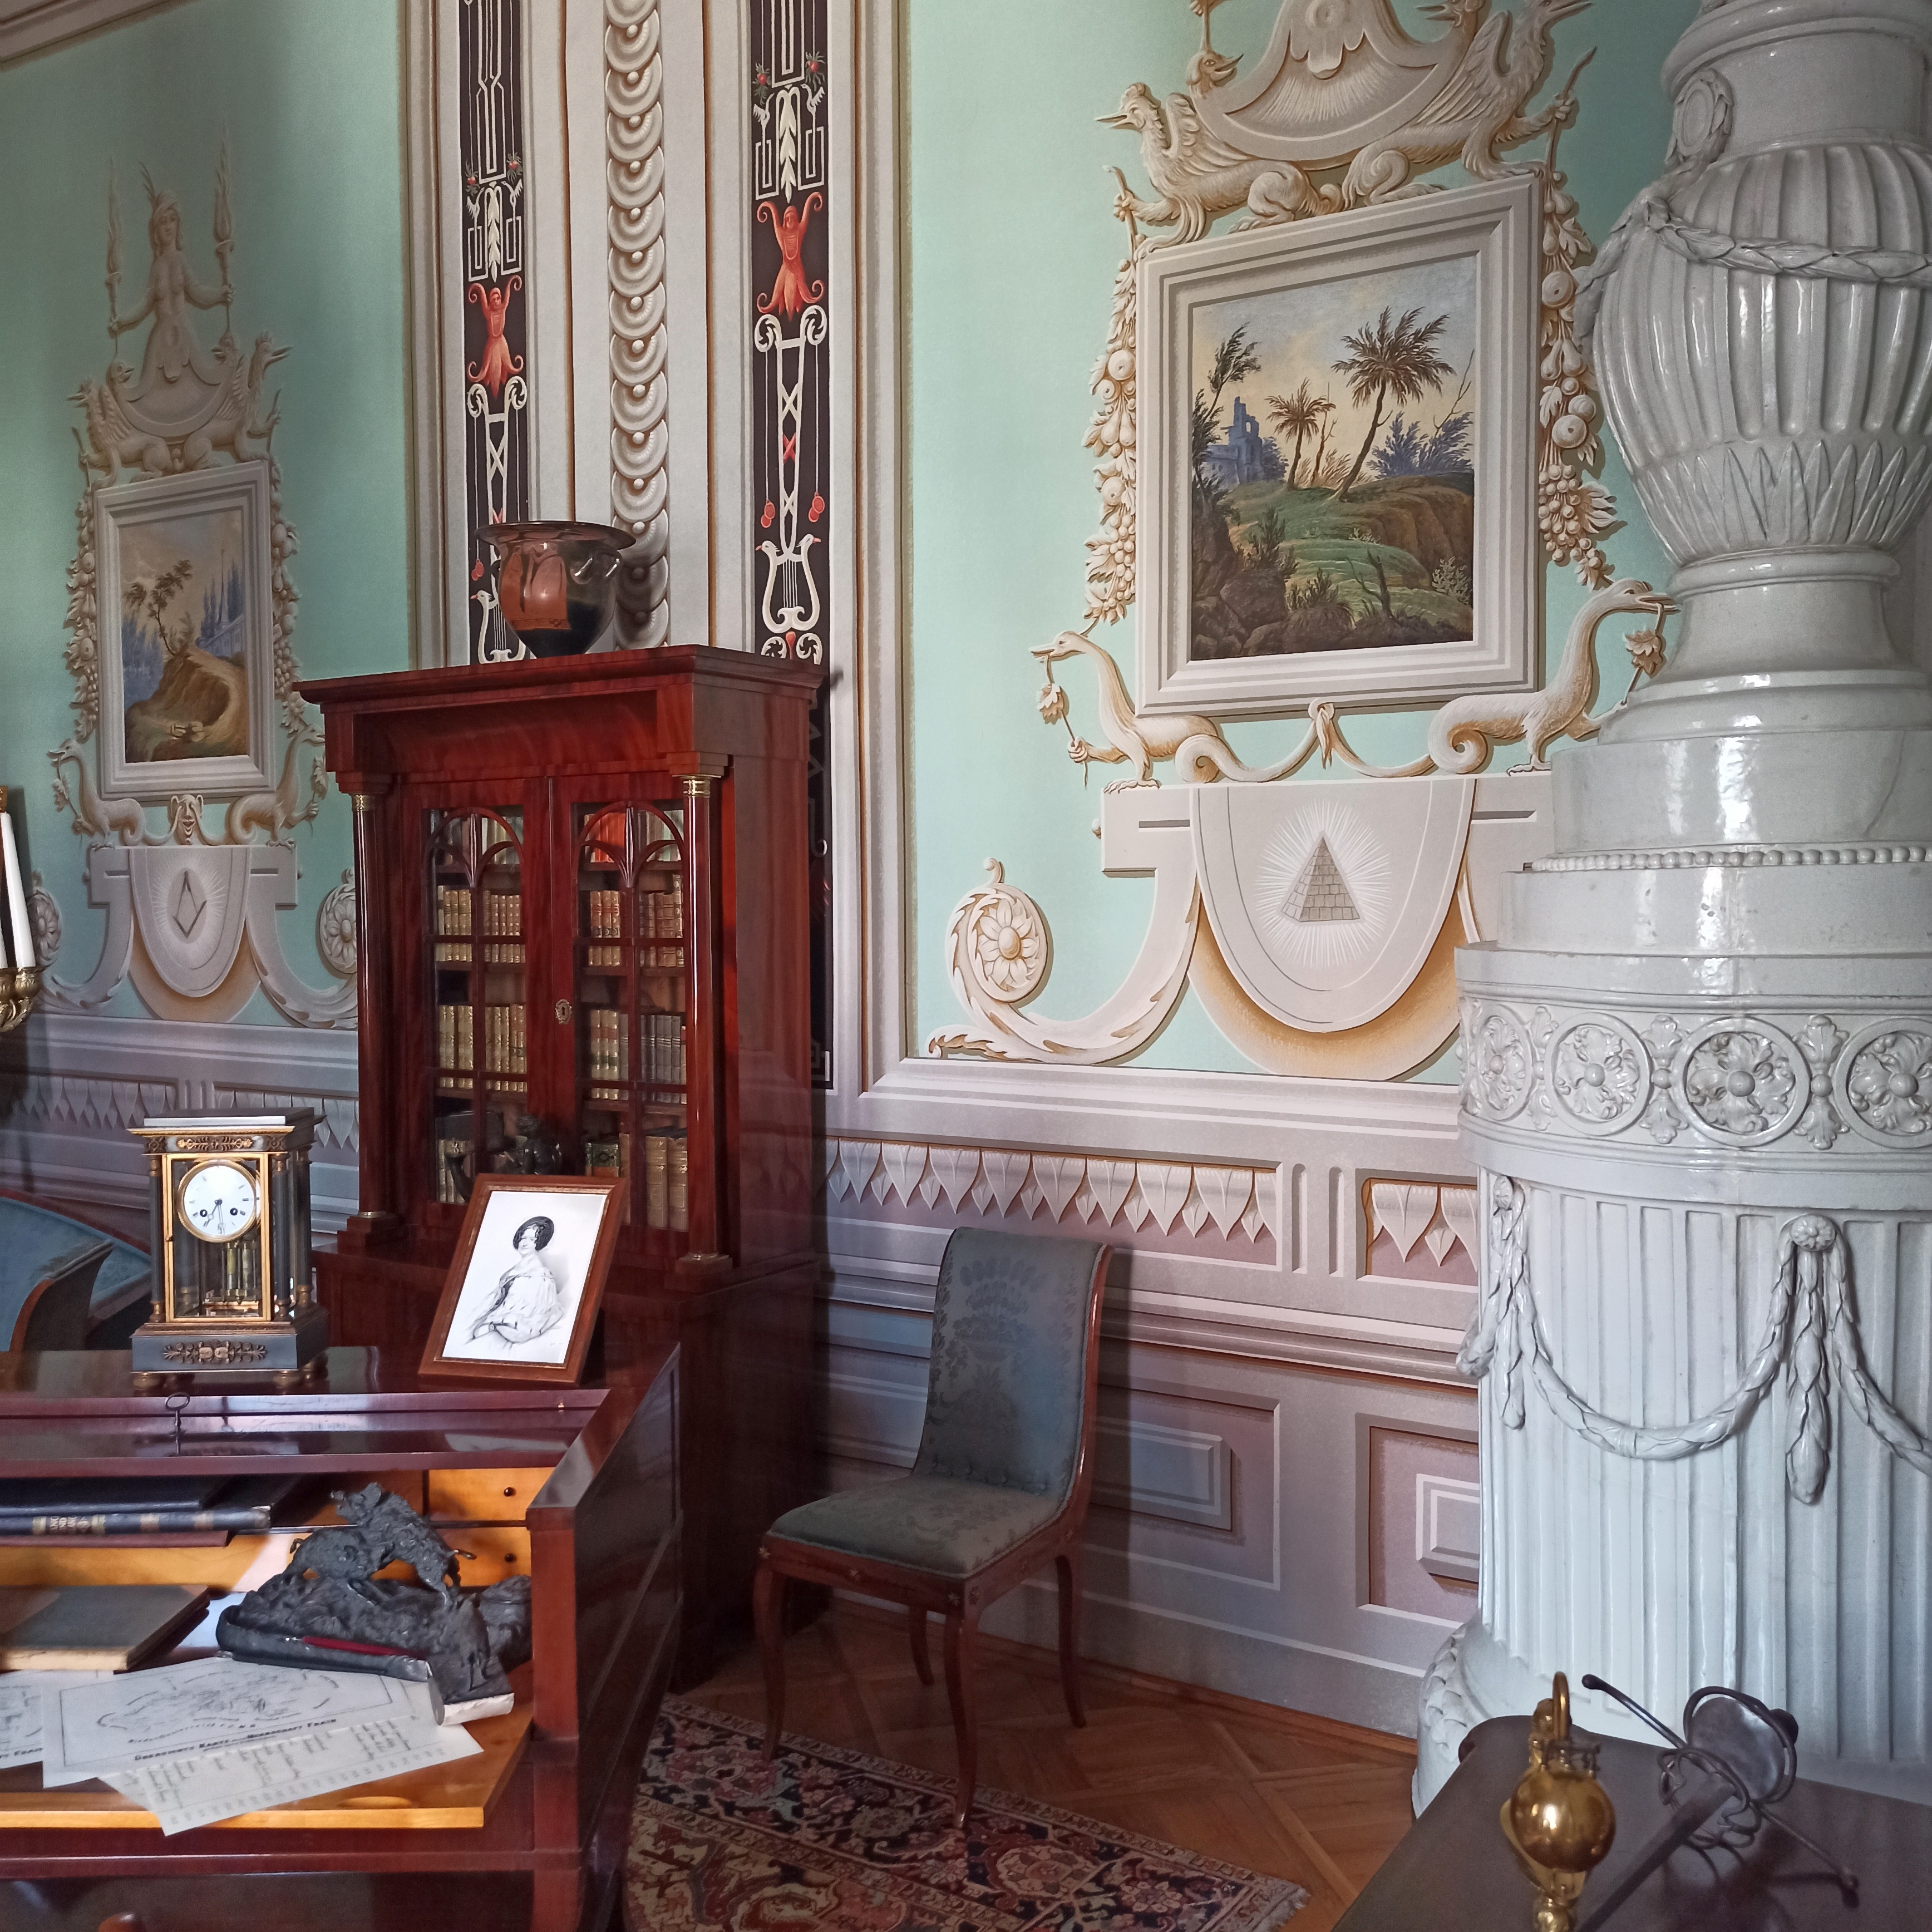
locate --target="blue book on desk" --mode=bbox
[0,1475,293,1536]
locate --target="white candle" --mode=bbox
[1,811,32,971]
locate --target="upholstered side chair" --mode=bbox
[754,1228,1111,1827]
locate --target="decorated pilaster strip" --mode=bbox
[460,0,533,661]
[607,0,669,645]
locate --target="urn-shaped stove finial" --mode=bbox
[1589,0,1932,757]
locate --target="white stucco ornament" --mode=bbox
[937,583,1666,1075]
[1426,0,1932,1812]
[931,772,1550,1078]
[940,3,1672,1078]
[45,147,350,1027]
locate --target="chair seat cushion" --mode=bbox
[767,1475,1064,1579]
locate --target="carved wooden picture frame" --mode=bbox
[1137,174,1540,719]
[420,1174,623,1385]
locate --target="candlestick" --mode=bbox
[0,796,34,972]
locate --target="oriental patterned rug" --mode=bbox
[627,1698,1308,1931]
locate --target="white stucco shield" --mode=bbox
[126,845,253,999]
[1192,776,1474,1032]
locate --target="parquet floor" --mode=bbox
[686,1601,1418,1931]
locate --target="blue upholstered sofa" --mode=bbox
[0,1193,151,1348]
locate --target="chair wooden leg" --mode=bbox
[908,1605,934,1686]
[1055,1549,1086,1728]
[753,1556,786,1760]
[942,1608,980,1831]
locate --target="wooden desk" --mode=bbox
[1340,1717,1931,1931]
[0,1347,680,1932]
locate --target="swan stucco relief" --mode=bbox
[931,0,1671,1076]
[41,146,352,1028]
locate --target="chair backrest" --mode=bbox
[0,1192,151,1340]
[10,1240,111,1352]
[912,1229,1110,1505]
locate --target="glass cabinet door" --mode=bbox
[426,806,528,1208]
[573,800,688,1254]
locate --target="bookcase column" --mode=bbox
[344,781,400,1245]
[678,766,727,1270]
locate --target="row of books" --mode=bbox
[433,885,474,937]
[432,1135,470,1204]
[645,1132,690,1232]
[435,940,524,965]
[641,883,684,971]
[586,889,625,939]
[588,1008,628,1082]
[586,1012,685,1090]
[432,885,524,938]
[438,1003,474,1073]
[585,1131,688,1231]
[436,1003,528,1074]
[643,1012,685,1085]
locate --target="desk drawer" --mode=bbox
[426,1467,553,1523]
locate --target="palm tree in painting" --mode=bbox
[124,558,194,655]
[1307,388,1341,489]
[1191,325,1261,524]
[1264,382,1331,488]
[1330,307,1452,501]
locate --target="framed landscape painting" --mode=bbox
[93,462,277,799]
[1136,175,1539,718]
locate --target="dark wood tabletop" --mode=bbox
[1339,1717,1931,1931]
[0,1344,683,1931]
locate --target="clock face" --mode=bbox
[179,1161,261,1244]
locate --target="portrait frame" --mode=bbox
[93,461,278,800]
[420,1174,624,1386]
[1136,173,1540,720]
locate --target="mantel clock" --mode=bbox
[130,1112,326,1380]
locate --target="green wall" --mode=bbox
[904,0,1683,1077]
[0,0,410,1020]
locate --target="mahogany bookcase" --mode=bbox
[300,649,825,1683]
[0,1344,678,1932]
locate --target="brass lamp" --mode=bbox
[1500,1673,1616,1932]
[0,787,41,1033]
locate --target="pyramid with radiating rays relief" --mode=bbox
[1282,836,1359,925]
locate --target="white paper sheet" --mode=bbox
[103,1713,481,1835]
[40,1654,437,1786]
[0,1672,105,1770]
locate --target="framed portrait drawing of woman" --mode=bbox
[420,1175,623,1385]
